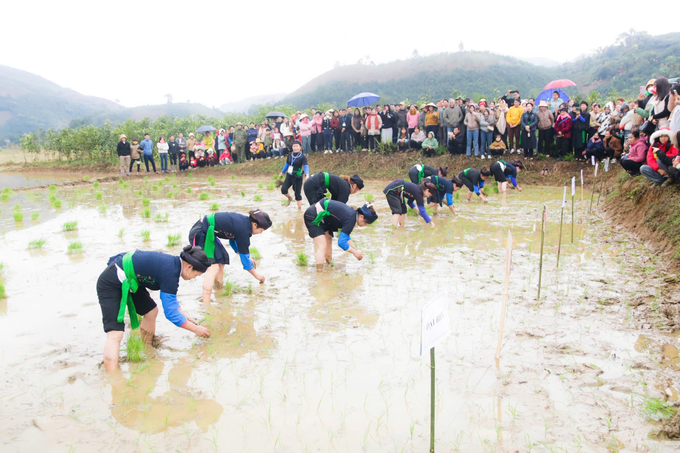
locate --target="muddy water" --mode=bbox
[0,173,677,452]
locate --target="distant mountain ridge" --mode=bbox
[219,93,287,114]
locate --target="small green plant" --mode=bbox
[123,182,129,188]
[31,212,39,221]
[83,175,90,181]
[258,183,263,188]
[141,208,151,218]
[28,239,46,249]
[142,198,150,206]
[222,280,235,296]
[642,397,677,421]
[250,247,262,259]
[118,228,124,238]
[155,213,169,223]
[119,178,124,184]
[165,176,170,182]
[144,176,149,183]
[151,185,159,191]
[95,191,103,200]
[187,187,192,194]
[93,181,100,188]
[254,195,263,202]
[62,221,78,231]
[67,242,83,254]
[266,182,275,190]
[296,251,308,266]
[363,193,374,202]
[49,184,57,191]
[210,203,219,211]
[167,233,181,247]
[166,191,174,198]
[231,175,235,180]
[13,212,23,223]
[12,203,21,211]
[141,230,150,242]
[281,199,287,206]
[52,198,62,208]
[240,191,245,197]
[199,192,209,200]
[208,176,216,186]
[99,205,107,213]
[125,331,146,362]
[406,208,418,217]
[0,282,5,299]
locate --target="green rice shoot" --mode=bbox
[0,282,5,299]
[266,182,275,190]
[296,251,308,266]
[254,195,263,202]
[12,212,23,222]
[28,239,46,249]
[49,184,57,191]
[93,181,99,188]
[642,397,677,421]
[119,178,124,184]
[364,193,375,202]
[222,280,235,296]
[167,233,181,247]
[258,183,263,188]
[67,242,83,254]
[83,175,90,181]
[142,198,150,207]
[166,191,174,198]
[250,247,261,260]
[199,192,209,200]
[52,198,62,208]
[141,230,150,242]
[141,208,151,218]
[125,331,146,362]
[187,187,192,194]
[98,205,107,213]
[31,212,39,221]
[95,191,103,200]
[155,213,169,223]
[240,191,245,197]
[118,228,124,238]
[210,203,219,211]
[62,221,78,231]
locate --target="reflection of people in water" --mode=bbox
[407,164,447,184]
[96,245,211,372]
[303,200,378,270]
[457,167,491,203]
[489,160,524,194]
[109,359,224,433]
[423,175,464,216]
[188,209,272,303]
[383,179,437,229]
[303,172,364,205]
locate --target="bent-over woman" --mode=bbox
[458,167,490,202]
[489,160,524,194]
[189,209,272,303]
[383,179,437,229]
[407,164,448,184]
[303,172,364,205]
[96,245,211,371]
[423,175,463,215]
[303,200,378,269]
[280,141,309,210]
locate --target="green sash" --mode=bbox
[416,164,424,183]
[204,214,216,259]
[463,168,470,177]
[118,252,140,330]
[312,199,332,226]
[293,167,303,177]
[323,172,330,188]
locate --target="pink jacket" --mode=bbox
[299,121,313,137]
[312,116,323,133]
[407,112,420,129]
[627,138,648,163]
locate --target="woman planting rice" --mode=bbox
[280,141,309,210]
[188,209,272,303]
[423,174,464,215]
[457,167,491,203]
[96,245,211,372]
[383,179,437,229]
[489,160,524,194]
[407,164,447,184]
[303,200,378,270]
[303,172,364,205]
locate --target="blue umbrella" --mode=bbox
[535,89,570,108]
[196,125,216,133]
[347,92,381,107]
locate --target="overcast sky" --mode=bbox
[2,0,676,109]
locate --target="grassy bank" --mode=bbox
[2,152,613,187]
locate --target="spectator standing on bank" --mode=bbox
[116,134,131,176]
[157,135,169,173]
[536,100,555,155]
[506,99,523,154]
[139,133,157,173]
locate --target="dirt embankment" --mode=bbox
[2,153,611,187]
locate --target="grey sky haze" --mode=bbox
[2,0,675,108]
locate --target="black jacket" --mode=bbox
[380,111,395,129]
[117,140,131,156]
[168,140,180,154]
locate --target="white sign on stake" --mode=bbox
[542,205,547,232]
[420,293,451,356]
[571,177,576,197]
[562,186,567,208]
[591,156,596,166]
[605,158,610,172]
[594,163,599,177]
[581,169,584,185]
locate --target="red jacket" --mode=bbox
[646,141,679,172]
[554,114,572,139]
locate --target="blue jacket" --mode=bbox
[247,128,258,142]
[139,139,154,156]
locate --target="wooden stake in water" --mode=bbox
[589,160,599,213]
[538,205,547,300]
[557,187,566,268]
[597,158,609,205]
[570,177,575,244]
[430,346,435,453]
[580,169,584,224]
[495,230,513,361]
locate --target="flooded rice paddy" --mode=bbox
[1,172,679,452]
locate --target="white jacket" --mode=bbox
[157,142,169,154]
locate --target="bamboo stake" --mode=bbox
[571,177,575,244]
[430,346,435,453]
[495,230,513,360]
[538,205,546,299]
[589,160,599,213]
[597,158,609,205]
[580,169,584,224]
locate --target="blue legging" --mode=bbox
[466,129,479,156]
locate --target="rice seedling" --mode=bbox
[240,191,245,197]
[157,180,163,186]
[250,247,261,259]
[31,212,39,221]
[247,284,253,294]
[0,282,5,299]
[83,175,90,181]
[75,188,82,195]
[166,191,174,198]
[151,185,159,191]
[210,203,219,211]
[67,242,84,254]
[49,184,57,191]
[266,182,275,190]
[406,208,418,217]
[155,213,169,222]
[118,228,124,237]
[99,205,107,213]
[12,203,21,211]
[281,200,287,206]
[455,192,460,200]
[187,172,193,179]
[363,193,374,202]
[119,178,124,184]
[167,233,181,247]
[93,181,100,188]
[172,184,178,188]
[199,192,210,200]
[165,177,170,182]
[95,191,103,200]
[642,397,677,421]
[231,175,235,180]
[492,184,500,194]
[123,183,129,188]
[222,280,235,296]
[62,221,78,231]
[296,251,308,266]
[254,195,263,202]
[208,176,216,186]
[187,188,192,194]
[13,212,23,223]
[144,176,149,183]
[134,190,142,196]
[141,230,150,242]
[125,331,146,362]
[141,208,151,218]
[28,239,46,249]
[258,183,263,188]
[52,198,62,208]
[0,193,10,202]
[142,198,150,206]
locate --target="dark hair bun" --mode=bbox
[183,244,193,253]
